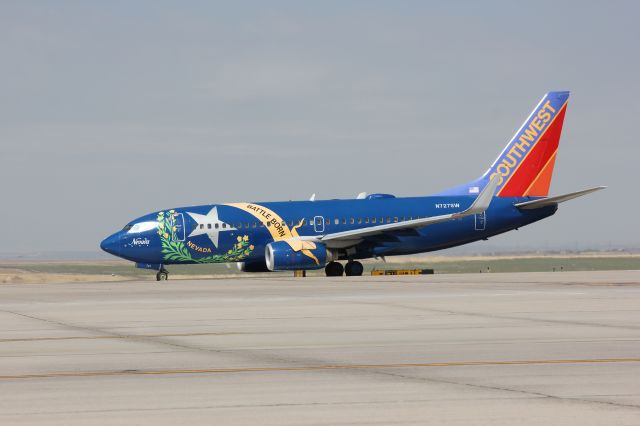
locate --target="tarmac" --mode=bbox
[1,270,639,425]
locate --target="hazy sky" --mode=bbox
[1,1,638,255]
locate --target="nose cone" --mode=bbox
[100,232,122,257]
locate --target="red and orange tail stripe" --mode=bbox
[435,91,570,198]
[498,102,567,197]
[482,91,570,198]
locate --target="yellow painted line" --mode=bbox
[0,332,242,343]
[2,358,639,380]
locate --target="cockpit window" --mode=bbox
[122,224,133,232]
[126,221,158,234]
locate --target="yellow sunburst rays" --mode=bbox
[225,204,321,265]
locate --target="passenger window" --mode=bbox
[386,217,391,223]
[199,224,204,229]
[342,218,346,224]
[325,218,330,225]
[334,218,339,225]
[393,217,398,223]
[357,218,362,224]
[207,224,212,229]
[215,223,219,229]
[222,223,226,229]
[349,218,355,224]
[237,223,242,229]
[365,218,370,224]
[372,217,377,224]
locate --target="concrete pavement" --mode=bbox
[1,271,639,425]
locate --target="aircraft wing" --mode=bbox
[319,175,500,245]
[514,186,606,210]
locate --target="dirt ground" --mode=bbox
[0,268,129,284]
[1,253,638,284]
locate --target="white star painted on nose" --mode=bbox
[186,207,235,248]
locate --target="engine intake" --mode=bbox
[265,241,332,271]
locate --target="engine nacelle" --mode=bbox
[237,259,271,273]
[265,241,332,271]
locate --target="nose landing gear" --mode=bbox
[156,267,169,281]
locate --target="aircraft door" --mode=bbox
[174,213,186,241]
[313,216,325,233]
[474,212,486,231]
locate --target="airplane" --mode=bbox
[100,91,605,280]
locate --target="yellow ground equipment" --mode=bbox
[371,269,434,276]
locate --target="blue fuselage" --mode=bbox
[100,195,556,267]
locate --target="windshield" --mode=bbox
[125,221,158,234]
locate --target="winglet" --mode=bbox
[458,174,501,217]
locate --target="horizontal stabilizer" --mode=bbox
[514,186,606,210]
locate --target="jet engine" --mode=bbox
[265,241,333,271]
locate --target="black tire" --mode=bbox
[345,261,364,276]
[156,271,168,281]
[325,261,344,277]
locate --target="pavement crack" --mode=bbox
[0,308,333,370]
[354,301,640,331]
[374,370,640,411]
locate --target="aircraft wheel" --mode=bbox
[156,271,169,281]
[325,261,344,277]
[345,261,363,276]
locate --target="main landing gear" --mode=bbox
[156,267,169,281]
[324,261,364,277]
[325,261,344,277]
[345,261,364,276]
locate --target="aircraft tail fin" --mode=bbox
[439,91,570,197]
